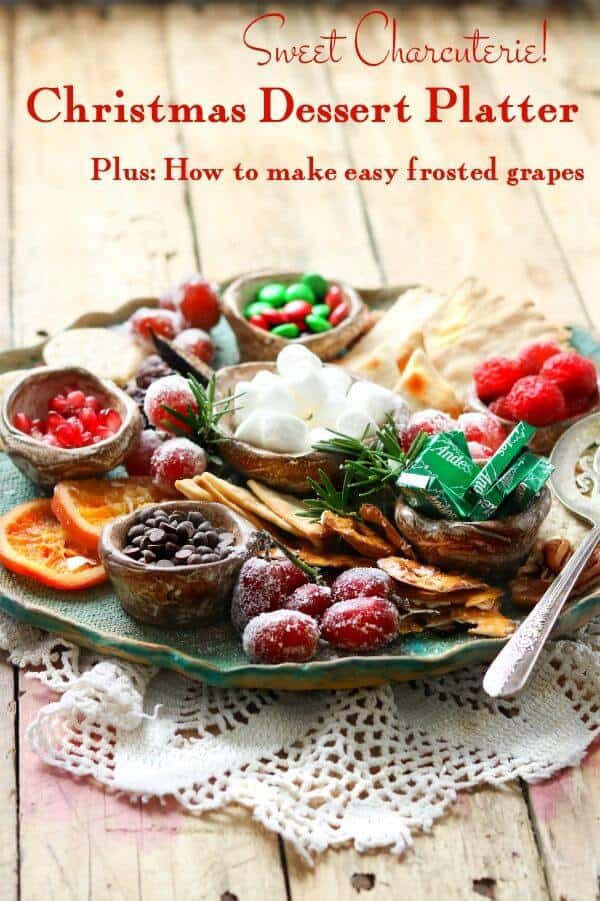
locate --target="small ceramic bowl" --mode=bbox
[394,486,552,581]
[100,500,255,627]
[214,361,344,495]
[467,381,600,456]
[221,270,367,362]
[0,366,142,487]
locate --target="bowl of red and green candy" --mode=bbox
[222,270,367,362]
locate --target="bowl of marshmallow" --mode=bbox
[214,345,410,495]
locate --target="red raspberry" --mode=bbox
[540,352,597,399]
[474,356,524,403]
[332,567,395,603]
[242,610,319,663]
[320,597,400,651]
[284,583,333,620]
[457,412,506,452]
[489,396,513,420]
[401,409,455,452]
[517,341,563,375]
[564,390,599,419]
[505,376,567,426]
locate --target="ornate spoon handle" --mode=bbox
[483,524,600,698]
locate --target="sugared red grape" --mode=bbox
[135,355,176,390]
[130,307,183,345]
[320,596,400,651]
[332,567,395,604]
[242,610,319,663]
[143,375,198,434]
[150,437,207,496]
[468,440,493,461]
[401,409,455,452]
[457,412,506,453]
[231,556,308,633]
[178,275,220,330]
[173,328,215,365]
[284,583,333,620]
[275,558,309,595]
[124,429,166,476]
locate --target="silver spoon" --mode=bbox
[483,411,600,698]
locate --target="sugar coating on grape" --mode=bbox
[150,437,207,495]
[284,583,333,620]
[468,440,493,461]
[457,412,506,452]
[173,328,215,364]
[125,429,166,476]
[320,596,400,651]
[332,567,395,603]
[242,610,319,663]
[277,345,322,377]
[231,557,303,633]
[143,375,198,433]
[130,307,183,344]
[275,558,309,594]
[402,409,456,451]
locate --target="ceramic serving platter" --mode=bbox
[0,291,598,690]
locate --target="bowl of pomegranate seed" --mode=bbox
[0,366,143,486]
[100,501,255,627]
[221,270,367,363]
[468,341,600,455]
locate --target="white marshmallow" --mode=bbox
[251,370,280,391]
[234,409,267,447]
[276,344,322,378]
[308,427,334,448]
[312,391,348,429]
[347,380,405,427]
[335,407,377,440]
[281,366,327,420]
[320,365,352,397]
[260,412,309,454]
[233,376,297,425]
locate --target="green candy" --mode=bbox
[301,272,328,301]
[257,282,287,307]
[312,303,331,320]
[271,322,300,339]
[285,282,315,304]
[244,300,272,319]
[306,314,332,333]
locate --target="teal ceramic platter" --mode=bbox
[0,294,598,690]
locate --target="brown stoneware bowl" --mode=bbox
[0,366,142,487]
[214,361,343,495]
[467,381,600,456]
[221,270,367,362]
[100,501,255,627]
[394,486,552,581]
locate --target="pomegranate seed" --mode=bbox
[84,395,101,412]
[13,412,32,434]
[65,390,86,411]
[79,406,99,432]
[98,408,122,433]
[49,394,69,414]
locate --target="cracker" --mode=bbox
[421,605,515,638]
[43,328,145,386]
[377,556,485,593]
[359,504,416,559]
[247,480,324,546]
[400,586,502,610]
[321,511,394,559]
[174,480,214,502]
[199,474,300,535]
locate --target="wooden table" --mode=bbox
[1,3,599,898]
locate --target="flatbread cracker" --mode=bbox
[321,511,394,558]
[247,480,324,546]
[377,556,485,593]
[394,348,462,416]
[175,479,214,502]
[200,473,302,536]
[359,504,416,559]
[421,605,515,638]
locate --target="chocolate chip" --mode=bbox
[187,554,205,565]
[205,531,219,547]
[165,542,178,556]
[176,521,195,539]
[156,559,175,567]
[132,536,145,548]
[142,550,157,563]
[128,524,145,539]
[202,553,219,563]
[197,521,212,532]
[123,545,140,556]
[175,548,193,562]
[148,528,166,544]
[189,512,205,525]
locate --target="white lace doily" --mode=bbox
[1,610,598,864]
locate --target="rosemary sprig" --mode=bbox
[300,470,357,520]
[161,375,241,465]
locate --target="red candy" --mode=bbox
[401,409,455,452]
[505,376,567,426]
[517,341,563,375]
[540,351,597,399]
[324,285,344,311]
[173,328,215,365]
[457,412,506,453]
[150,437,207,496]
[12,388,122,448]
[320,596,400,651]
[329,302,349,327]
[284,583,333,620]
[242,610,319,664]
[474,356,524,403]
[130,307,183,345]
[261,308,285,327]
[249,314,269,331]
[124,429,166,476]
[178,275,221,331]
[282,300,312,324]
[332,567,395,604]
[143,375,198,434]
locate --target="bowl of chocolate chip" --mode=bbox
[100,501,256,627]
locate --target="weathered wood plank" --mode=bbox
[163,3,381,286]
[315,3,590,325]
[526,739,600,901]
[18,677,287,901]
[0,660,18,901]
[462,5,600,329]
[0,6,12,349]
[11,5,196,345]
[286,785,549,901]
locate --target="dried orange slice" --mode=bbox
[0,499,106,590]
[52,477,164,553]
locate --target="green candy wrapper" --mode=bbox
[469,451,541,520]
[397,463,475,521]
[468,421,536,500]
[411,432,479,494]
